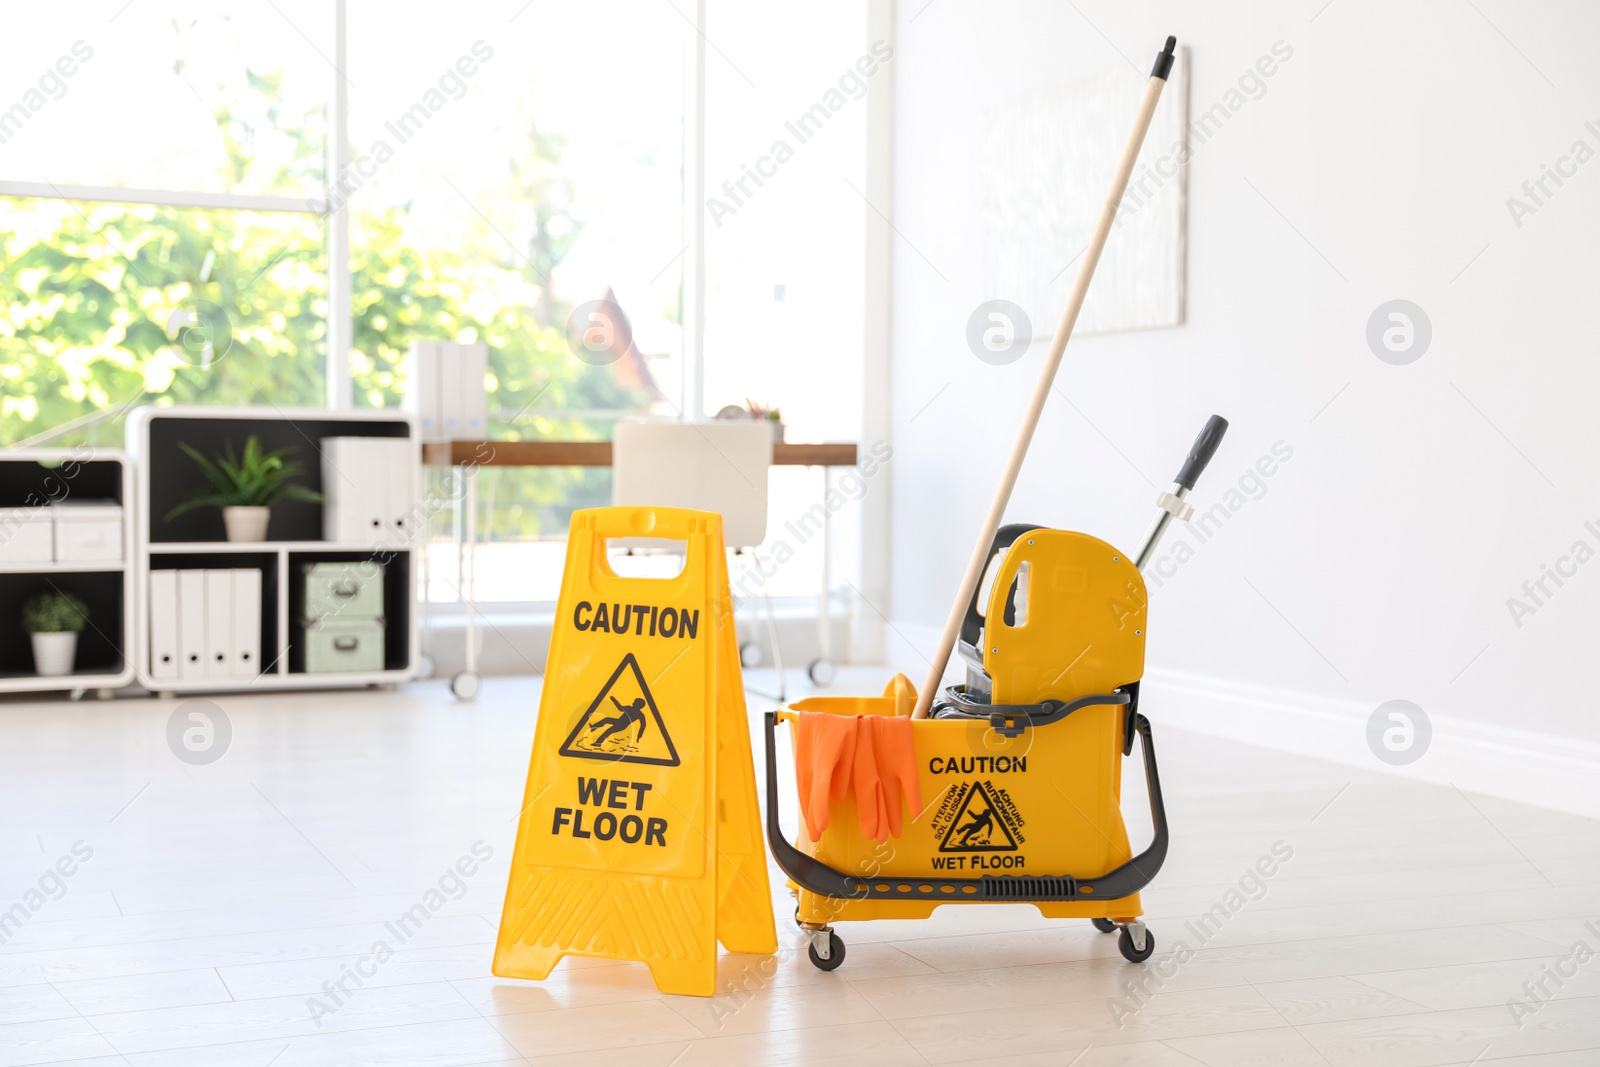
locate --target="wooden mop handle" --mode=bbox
[912,36,1178,719]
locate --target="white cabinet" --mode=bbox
[129,406,417,694]
[0,451,134,695]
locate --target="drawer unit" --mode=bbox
[302,561,385,621]
[303,618,385,674]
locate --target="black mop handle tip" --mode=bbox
[1152,35,1177,80]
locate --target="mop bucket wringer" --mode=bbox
[765,524,1170,969]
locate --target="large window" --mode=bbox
[2,2,871,611]
[0,201,328,438]
[345,1,691,593]
[0,4,328,198]
[703,0,870,599]
[0,3,331,445]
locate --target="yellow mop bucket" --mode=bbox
[763,525,1170,969]
[761,35,1199,971]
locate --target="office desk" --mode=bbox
[422,440,858,468]
[423,438,860,696]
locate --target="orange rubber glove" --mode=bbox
[794,712,858,842]
[850,713,885,841]
[867,714,923,840]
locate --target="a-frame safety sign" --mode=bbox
[493,506,776,997]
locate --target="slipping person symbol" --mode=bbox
[955,804,996,847]
[588,695,648,751]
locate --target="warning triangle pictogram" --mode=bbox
[558,653,680,767]
[937,781,1019,853]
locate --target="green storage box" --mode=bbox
[303,561,384,621]
[302,617,386,674]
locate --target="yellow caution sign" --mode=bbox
[493,506,776,996]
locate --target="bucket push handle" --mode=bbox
[762,710,1169,904]
[958,523,1042,650]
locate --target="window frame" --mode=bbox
[0,1,890,430]
[1,1,892,653]
[0,0,698,420]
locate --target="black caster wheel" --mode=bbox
[794,907,806,928]
[807,931,846,971]
[739,641,764,669]
[806,657,836,686]
[1091,917,1117,934]
[1117,925,1155,963]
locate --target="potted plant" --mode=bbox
[718,400,785,442]
[165,436,324,542]
[23,590,88,677]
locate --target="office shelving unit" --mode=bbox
[128,407,420,695]
[0,449,135,697]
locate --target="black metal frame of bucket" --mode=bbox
[762,707,1169,904]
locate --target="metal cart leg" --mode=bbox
[740,549,787,703]
[761,584,786,702]
[450,464,481,702]
[416,469,436,681]
[807,465,835,687]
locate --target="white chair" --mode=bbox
[611,420,786,699]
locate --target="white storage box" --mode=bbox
[403,341,486,442]
[51,500,124,562]
[0,507,54,563]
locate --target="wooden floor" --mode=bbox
[1,671,1597,1066]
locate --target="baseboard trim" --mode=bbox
[1140,666,1600,820]
[887,621,1600,820]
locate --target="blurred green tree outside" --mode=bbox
[0,59,660,541]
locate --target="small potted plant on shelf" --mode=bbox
[165,436,324,542]
[22,590,88,677]
[716,400,785,442]
[761,405,784,443]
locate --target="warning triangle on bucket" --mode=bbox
[558,653,680,767]
[937,781,1020,853]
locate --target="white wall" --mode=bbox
[883,0,1600,813]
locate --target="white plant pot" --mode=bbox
[31,631,78,677]
[223,506,271,542]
